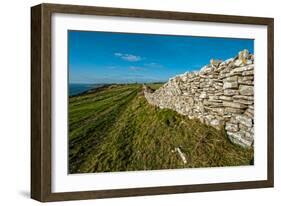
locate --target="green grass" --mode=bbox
[146,83,164,90]
[69,83,253,173]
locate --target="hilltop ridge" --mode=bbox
[69,83,253,173]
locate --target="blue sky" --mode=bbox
[68,30,254,84]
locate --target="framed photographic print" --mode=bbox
[31,3,274,202]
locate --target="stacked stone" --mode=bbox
[144,49,254,148]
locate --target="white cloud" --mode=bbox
[114,53,142,62]
[114,53,122,57]
[144,62,164,68]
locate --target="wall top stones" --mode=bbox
[144,49,254,148]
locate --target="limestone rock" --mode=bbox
[219,96,233,101]
[239,123,251,132]
[225,107,244,114]
[224,89,239,96]
[223,82,238,89]
[199,92,207,99]
[239,49,250,59]
[239,85,254,96]
[231,66,253,74]
[233,99,254,105]
[210,59,222,68]
[242,70,254,76]
[210,119,222,129]
[233,95,254,101]
[238,76,254,83]
[236,114,253,127]
[244,108,254,118]
[143,50,254,148]
[223,75,238,82]
[223,101,247,109]
[227,131,253,147]
[225,122,239,132]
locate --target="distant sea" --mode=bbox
[69,83,105,96]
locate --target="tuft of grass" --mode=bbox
[69,83,253,173]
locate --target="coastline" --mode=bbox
[69,83,110,97]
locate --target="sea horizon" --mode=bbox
[69,83,106,96]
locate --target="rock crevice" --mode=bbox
[144,50,254,148]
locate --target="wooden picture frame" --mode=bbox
[31,3,274,202]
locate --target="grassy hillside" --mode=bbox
[69,84,253,174]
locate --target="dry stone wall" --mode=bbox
[144,50,254,148]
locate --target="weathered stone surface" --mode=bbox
[229,116,239,124]
[200,66,213,74]
[219,96,233,101]
[211,108,224,116]
[199,92,207,99]
[239,123,251,132]
[223,101,247,109]
[245,131,254,140]
[223,75,238,82]
[233,99,253,105]
[246,60,253,65]
[225,122,239,132]
[242,70,254,76]
[239,49,250,59]
[209,95,219,100]
[210,119,222,129]
[248,105,254,110]
[210,59,222,68]
[239,85,254,96]
[238,81,253,86]
[238,76,254,82]
[236,115,253,127]
[233,59,243,67]
[225,107,244,114]
[224,72,242,78]
[223,82,238,89]
[214,84,223,90]
[144,50,254,148]
[233,95,254,101]
[244,108,254,118]
[231,66,253,74]
[208,99,222,103]
[224,89,239,96]
[227,131,253,147]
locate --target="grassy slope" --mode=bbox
[69,84,253,174]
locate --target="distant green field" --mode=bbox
[69,83,253,174]
[146,83,164,90]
